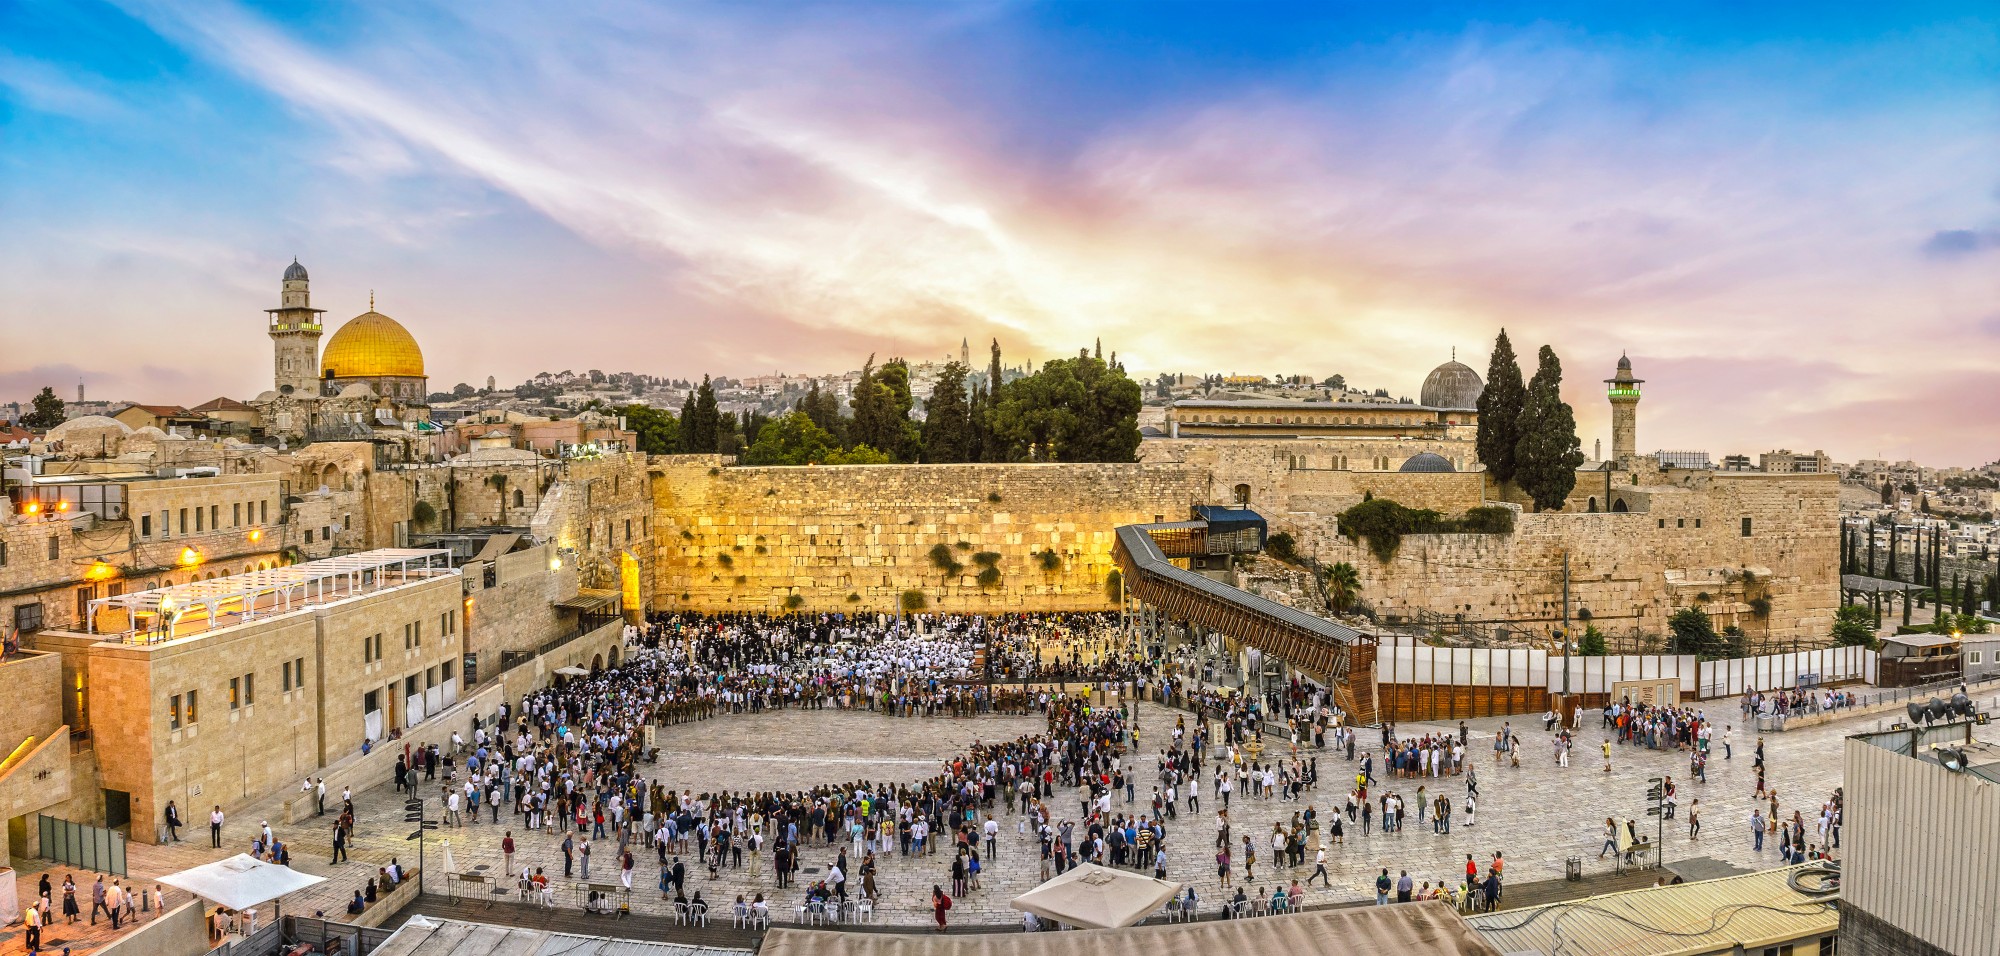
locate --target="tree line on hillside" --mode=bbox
[1474,329,1585,511]
[619,340,1142,466]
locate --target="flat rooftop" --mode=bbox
[82,548,455,645]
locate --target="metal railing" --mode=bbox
[283,916,398,956]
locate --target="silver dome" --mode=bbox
[1420,359,1484,410]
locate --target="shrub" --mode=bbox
[972,551,1002,568]
[845,592,862,603]
[1748,596,1771,617]
[1695,591,1711,603]
[988,492,1002,503]
[1104,569,1123,602]
[1264,531,1299,563]
[1576,607,1593,621]
[1577,624,1608,656]
[717,552,734,568]
[928,543,964,577]
[784,594,804,609]
[411,501,437,526]
[734,575,747,584]
[680,592,690,601]
[1336,498,1513,562]
[976,566,1002,588]
[754,545,767,554]
[1831,604,1876,648]
[679,529,694,540]
[1037,549,1063,571]
[901,589,928,612]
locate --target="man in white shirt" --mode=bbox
[211,807,225,847]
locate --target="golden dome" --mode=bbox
[321,310,425,379]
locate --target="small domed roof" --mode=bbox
[45,415,133,439]
[1420,358,1484,410]
[1399,452,1456,473]
[284,258,308,282]
[322,310,425,379]
[1616,353,1631,371]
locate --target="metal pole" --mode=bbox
[1561,551,1572,704]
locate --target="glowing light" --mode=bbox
[178,547,204,567]
[248,529,264,544]
[86,561,116,581]
[23,501,39,515]
[54,499,70,512]
[549,557,563,571]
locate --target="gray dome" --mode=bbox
[1420,359,1483,409]
[284,258,309,281]
[1399,452,1456,473]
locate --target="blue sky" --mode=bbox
[2,1,1997,462]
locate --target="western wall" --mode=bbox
[648,456,1207,613]
[1147,438,1842,648]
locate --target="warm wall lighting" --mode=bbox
[55,500,70,513]
[248,529,264,544]
[22,501,39,515]
[550,557,563,571]
[178,547,203,567]
[86,561,116,581]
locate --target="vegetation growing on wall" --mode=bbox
[1104,569,1123,602]
[1264,531,1299,564]
[901,589,928,611]
[1037,548,1062,572]
[411,500,437,528]
[1336,499,1516,562]
[928,543,965,577]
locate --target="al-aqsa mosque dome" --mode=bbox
[320,305,429,402]
[1420,355,1484,411]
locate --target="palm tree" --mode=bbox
[1322,562,1361,615]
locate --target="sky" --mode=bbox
[2,2,1997,464]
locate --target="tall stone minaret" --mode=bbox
[1605,353,1642,467]
[961,337,969,367]
[267,258,326,396]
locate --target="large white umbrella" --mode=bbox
[157,854,326,912]
[1010,862,1181,929]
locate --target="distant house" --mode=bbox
[111,403,204,433]
[191,396,260,435]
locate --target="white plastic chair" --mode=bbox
[856,899,874,923]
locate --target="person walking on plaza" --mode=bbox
[210,806,224,847]
[562,834,575,879]
[503,832,516,877]
[331,821,348,864]
[1309,848,1331,886]
[164,801,183,842]
[1598,817,1618,859]
[1688,799,1702,840]
[1751,808,1766,851]
[62,875,79,924]
[1602,739,1613,773]
[89,875,109,925]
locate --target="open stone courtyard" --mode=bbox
[34,686,1992,934]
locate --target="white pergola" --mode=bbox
[89,548,454,642]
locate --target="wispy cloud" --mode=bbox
[8,3,2000,462]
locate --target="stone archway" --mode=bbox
[591,653,605,674]
[1612,498,1629,513]
[608,644,622,668]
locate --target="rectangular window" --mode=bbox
[1658,519,1666,529]
[260,500,268,524]
[179,508,188,535]
[76,586,94,621]
[294,657,305,688]
[141,514,153,537]
[244,673,254,705]
[1970,651,1983,665]
[47,536,59,560]
[229,677,240,710]
[210,505,219,530]
[185,689,198,724]
[403,623,412,649]
[233,503,241,527]
[195,507,203,533]
[442,660,455,682]
[282,660,293,691]
[1742,517,1754,537]
[170,694,182,731]
[625,518,632,542]
[306,530,314,544]
[13,603,43,633]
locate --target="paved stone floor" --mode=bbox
[24,693,1997,939]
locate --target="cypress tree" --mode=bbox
[1867,532,1877,576]
[691,375,720,453]
[1475,329,1527,485]
[677,390,699,453]
[919,361,974,463]
[1931,527,1942,592]
[1511,345,1585,512]
[1965,576,1980,616]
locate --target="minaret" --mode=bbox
[961,338,969,367]
[1604,353,1642,466]
[267,258,326,396]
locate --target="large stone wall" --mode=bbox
[650,457,1207,613]
[1141,438,1485,514]
[1287,473,1841,646]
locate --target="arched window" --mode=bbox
[513,489,525,508]
[1612,499,1629,513]
[1233,484,1251,506]
[1588,497,1598,513]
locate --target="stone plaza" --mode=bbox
[18,687,1990,937]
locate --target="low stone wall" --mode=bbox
[93,900,207,956]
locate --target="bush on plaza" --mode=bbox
[1830,604,1878,648]
[1577,623,1608,656]
[901,590,928,612]
[1264,531,1299,563]
[1666,607,1727,659]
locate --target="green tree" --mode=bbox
[1965,574,1982,616]
[919,361,975,463]
[690,376,721,453]
[851,356,919,461]
[20,386,65,430]
[1831,604,1877,648]
[677,390,699,452]
[825,444,894,465]
[741,412,837,466]
[1475,330,1526,485]
[987,353,1141,462]
[618,403,681,455]
[798,382,846,446]
[1512,345,1585,511]
[978,339,1005,461]
[1666,607,1723,659]
[1322,561,1360,614]
[1577,624,1608,656]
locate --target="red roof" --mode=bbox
[192,396,253,412]
[118,403,197,418]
